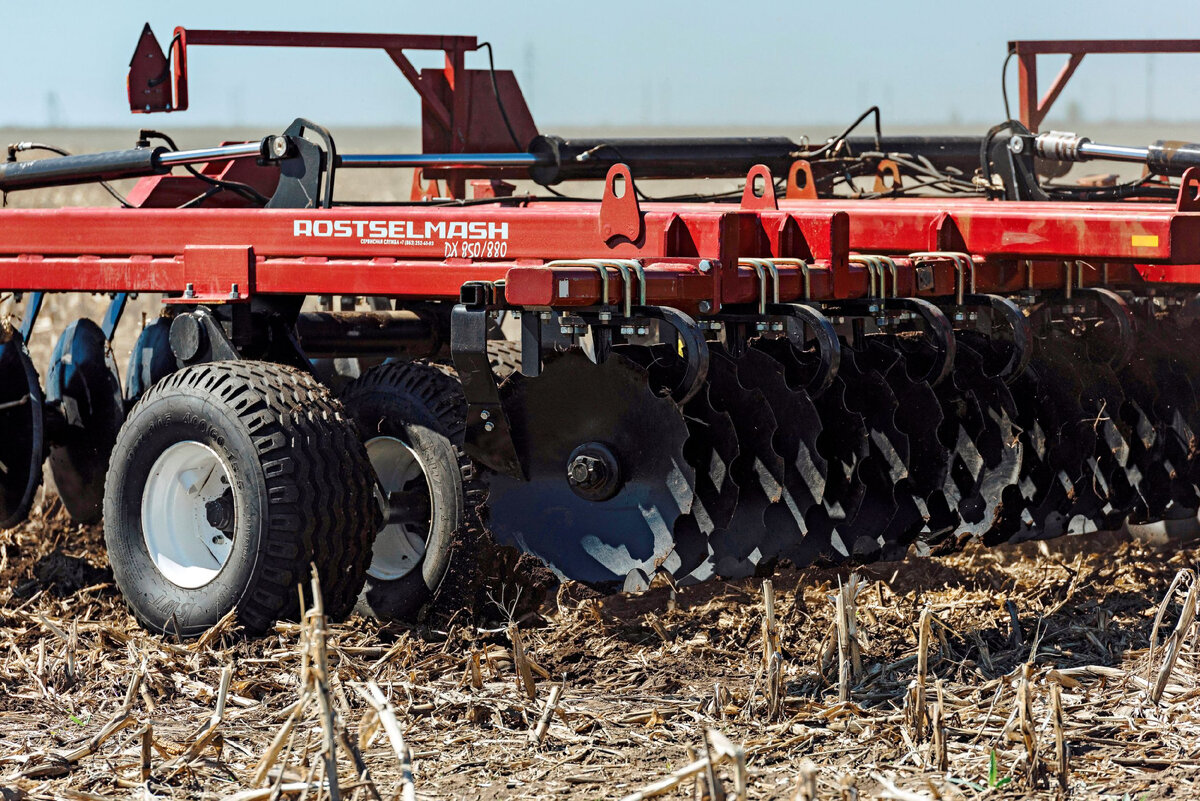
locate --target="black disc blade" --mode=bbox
[860,336,953,560]
[738,345,828,568]
[755,338,870,567]
[487,348,694,589]
[125,316,177,403]
[704,345,785,579]
[612,344,739,585]
[0,328,45,529]
[1048,329,1138,529]
[830,345,908,562]
[46,318,125,524]
[945,337,1023,546]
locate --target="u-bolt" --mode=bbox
[543,259,615,307]
[739,258,781,315]
[767,257,812,300]
[849,255,883,299]
[600,259,647,316]
[877,256,899,298]
[909,251,975,306]
[542,258,646,316]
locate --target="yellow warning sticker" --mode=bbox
[1131,234,1160,248]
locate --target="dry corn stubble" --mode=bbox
[5,500,1200,799]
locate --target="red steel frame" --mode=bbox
[1010,38,1200,130]
[12,32,1200,315]
[3,166,1200,315]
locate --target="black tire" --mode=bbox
[340,361,483,621]
[103,360,379,636]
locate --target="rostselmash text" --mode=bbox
[293,219,509,241]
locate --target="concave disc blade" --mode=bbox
[1164,319,1200,491]
[1142,319,1200,512]
[486,348,694,590]
[0,328,45,530]
[704,345,785,579]
[124,317,176,403]
[754,338,870,567]
[946,337,1023,546]
[860,336,953,560]
[1113,346,1174,523]
[613,344,738,585]
[956,331,1076,545]
[1046,329,1138,529]
[831,345,907,562]
[736,345,828,568]
[46,318,126,524]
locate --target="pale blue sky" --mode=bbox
[4,0,1200,129]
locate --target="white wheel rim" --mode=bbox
[367,436,434,581]
[141,440,236,589]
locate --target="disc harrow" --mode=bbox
[9,25,1200,635]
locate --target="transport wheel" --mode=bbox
[103,360,379,636]
[339,361,480,620]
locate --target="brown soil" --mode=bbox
[3,493,1200,800]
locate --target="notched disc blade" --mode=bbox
[487,348,694,589]
[742,342,828,568]
[46,318,127,524]
[0,329,45,529]
[832,346,906,562]
[704,345,785,579]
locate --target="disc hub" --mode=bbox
[566,442,621,501]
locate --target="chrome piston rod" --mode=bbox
[1032,130,1200,176]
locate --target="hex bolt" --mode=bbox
[698,260,714,274]
[598,311,612,322]
[755,322,768,331]
[484,421,496,432]
[698,300,713,314]
[229,283,239,299]
[480,410,491,420]
[183,283,195,299]
[619,325,635,335]
[954,311,966,322]
[770,322,784,332]
[636,327,648,336]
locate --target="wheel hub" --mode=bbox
[140,440,235,589]
[366,436,435,582]
[205,490,236,534]
[566,442,621,501]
